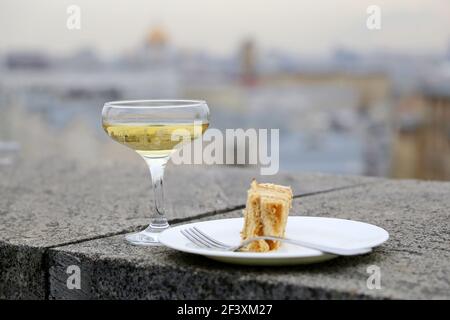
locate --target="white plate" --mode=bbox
[159,217,389,266]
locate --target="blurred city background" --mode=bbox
[1,0,449,180]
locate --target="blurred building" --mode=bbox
[259,72,392,176]
[2,28,448,179]
[5,51,51,70]
[239,39,258,86]
[127,25,175,68]
[392,76,450,180]
[260,72,390,110]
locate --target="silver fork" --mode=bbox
[181,227,372,256]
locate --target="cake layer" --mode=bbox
[241,180,292,252]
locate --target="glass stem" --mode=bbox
[143,156,170,231]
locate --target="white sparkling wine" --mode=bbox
[103,122,209,157]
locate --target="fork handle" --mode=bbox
[238,236,372,256]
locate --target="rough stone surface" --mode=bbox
[0,159,371,299]
[0,159,371,248]
[47,179,450,300]
[0,243,46,299]
[48,238,372,300]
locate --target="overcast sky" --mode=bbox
[0,0,449,57]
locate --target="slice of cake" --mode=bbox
[240,180,293,252]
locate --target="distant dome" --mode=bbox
[146,26,168,46]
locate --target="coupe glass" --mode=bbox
[102,100,210,245]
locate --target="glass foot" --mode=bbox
[125,227,168,246]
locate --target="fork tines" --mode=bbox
[181,227,229,250]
